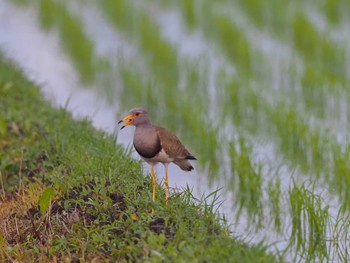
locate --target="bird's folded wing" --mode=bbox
[155,126,194,159]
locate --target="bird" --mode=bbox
[118,108,196,205]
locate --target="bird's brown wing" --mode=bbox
[155,126,195,160]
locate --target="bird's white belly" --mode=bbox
[143,148,173,164]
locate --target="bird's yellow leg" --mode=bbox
[151,165,156,202]
[165,163,169,206]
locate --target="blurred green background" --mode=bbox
[1,0,350,261]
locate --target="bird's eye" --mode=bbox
[134,112,140,117]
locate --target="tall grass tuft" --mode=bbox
[288,183,329,262]
[268,179,282,233]
[229,137,263,227]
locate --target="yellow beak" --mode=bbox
[118,115,133,130]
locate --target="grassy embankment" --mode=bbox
[0,57,279,261]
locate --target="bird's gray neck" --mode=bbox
[135,122,153,128]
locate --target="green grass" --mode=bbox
[0,56,279,261]
[288,183,329,262]
[267,179,282,233]
[229,138,263,228]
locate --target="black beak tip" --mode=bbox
[118,120,123,124]
[120,126,125,130]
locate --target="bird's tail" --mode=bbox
[173,159,194,171]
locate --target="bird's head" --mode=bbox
[118,108,149,129]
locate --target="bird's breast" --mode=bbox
[133,127,162,159]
